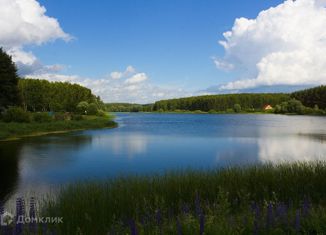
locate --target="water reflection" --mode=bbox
[298,133,326,143]
[0,134,92,202]
[0,142,21,202]
[92,132,148,158]
[0,114,325,202]
[258,136,326,163]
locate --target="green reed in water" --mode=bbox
[4,162,326,234]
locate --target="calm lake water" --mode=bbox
[0,113,326,202]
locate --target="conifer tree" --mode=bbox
[0,48,20,109]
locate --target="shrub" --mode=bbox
[276,99,305,114]
[3,107,31,123]
[76,101,89,114]
[287,99,305,114]
[33,112,53,123]
[314,104,319,111]
[274,104,282,113]
[233,104,241,113]
[87,103,98,115]
[194,110,205,114]
[97,110,107,117]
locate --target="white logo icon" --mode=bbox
[1,212,14,226]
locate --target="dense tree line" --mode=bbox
[291,85,326,109]
[19,79,105,112]
[107,86,326,114]
[152,93,291,112]
[106,103,153,112]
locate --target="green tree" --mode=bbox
[291,85,326,109]
[19,79,100,113]
[77,101,89,114]
[0,48,20,109]
[274,105,282,113]
[3,107,31,123]
[87,103,98,115]
[233,104,241,113]
[287,99,305,114]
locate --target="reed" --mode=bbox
[40,162,326,234]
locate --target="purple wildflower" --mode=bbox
[156,209,163,234]
[266,202,274,229]
[129,219,138,235]
[251,201,257,213]
[182,203,190,215]
[176,217,182,235]
[195,193,202,217]
[275,202,288,226]
[156,209,162,225]
[140,216,145,226]
[253,204,260,235]
[29,197,37,233]
[42,223,48,235]
[15,197,25,235]
[199,213,205,235]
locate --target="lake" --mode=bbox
[1,113,326,202]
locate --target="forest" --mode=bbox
[105,103,153,112]
[291,85,326,109]
[19,79,105,112]
[152,93,291,112]
[105,86,326,115]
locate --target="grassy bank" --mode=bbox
[0,115,117,141]
[29,162,326,234]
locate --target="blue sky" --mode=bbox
[1,0,325,103]
[33,0,283,90]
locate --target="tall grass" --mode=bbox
[41,162,326,234]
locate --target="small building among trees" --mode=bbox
[263,104,273,110]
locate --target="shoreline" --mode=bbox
[0,117,118,142]
[114,111,326,116]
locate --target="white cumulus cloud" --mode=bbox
[125,73,148,84]
[109,65,137,80]
[215,0,326,90]
[110,71,123,80]
[28,66,193,104]
[0,0,71,75]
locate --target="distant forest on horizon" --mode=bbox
[106,85,326,113]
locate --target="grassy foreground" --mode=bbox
[31,162,326,234]
[0,115,117,141]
